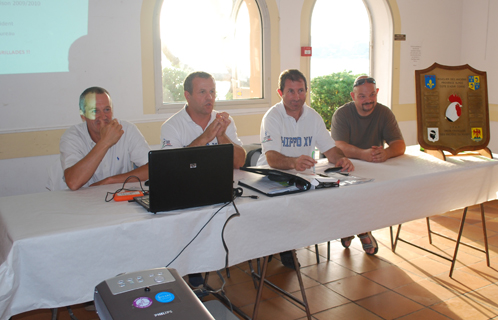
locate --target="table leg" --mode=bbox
[252,255,269,320]
[449,207,468,277]
[480,203,491,267]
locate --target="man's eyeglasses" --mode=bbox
[353,77,376,87]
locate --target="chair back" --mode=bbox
[242,144,262,167]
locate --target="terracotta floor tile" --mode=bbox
[222,279,279,308]
[461,223,497,242]
[457,258,498,282]
[356,291,424,319]
[442,247,486,268]
[295,247,324,268]
[238,255,301,278]
[431,295,498,320]
[13,304,99,320]
[362,264,423,289]
[291,284,350,314]
[314,240,369,262]
[393,278,458,306]
[489,244,498,257]
[332,251,392,274]
[402,236,453,256]
[325,274,388,301]
[444,207,483,224]
[428,216,462,233]
[474,218,498,233]
[327,245,364,261]
[488,234,498,248]
[395,256,451,278]
[300,261,356,284]
[464,284,498,310]
[239,296,306,320]
[375,244,424,265]
[431,269,493,294]
[265,269,320,293]
[396,307,456,320]
[205,266,251,288]
[390,227,425,243]
[419,245,484,269]
[313,302,382,320]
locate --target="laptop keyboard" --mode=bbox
[140,195,150,205]
[134,195,150,210]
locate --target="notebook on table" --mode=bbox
[238,167,312,197]
[134,144,234,213]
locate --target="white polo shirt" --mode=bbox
[60,120,150,188]
[160,105,242,149]
[257,102,335,166]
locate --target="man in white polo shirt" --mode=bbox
[160,71,245,169]
[60,86,150,191]
[160,71,245,287]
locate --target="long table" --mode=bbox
[1,147,498,319]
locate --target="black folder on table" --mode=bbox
[238,167,311,197]
[135,144,234,213]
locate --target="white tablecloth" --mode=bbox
[1,147,498,319]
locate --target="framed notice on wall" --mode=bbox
[415,63,490,156]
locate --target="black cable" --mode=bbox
[165,201,232,268]
[222,200,240,269]
[104,175,147,202]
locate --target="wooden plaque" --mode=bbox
[415,63,489,155]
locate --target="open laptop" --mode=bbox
[135,144,234,213]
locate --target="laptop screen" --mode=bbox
[147,144,234,213]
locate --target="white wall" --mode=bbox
[397,0,463,105]
[460,0,498,102]
[276,0,305,71]
[1,0,498,197]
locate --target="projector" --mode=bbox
[94,267,214,320]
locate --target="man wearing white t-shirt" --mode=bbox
[258,69,353,171]
[258,69,354,268]
[60,87,150,190]
[160,71,246,169]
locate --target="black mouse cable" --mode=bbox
[165,201,232,268]
[197,200,241,309]
[221,200,241,270]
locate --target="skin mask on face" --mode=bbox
[80,93,97,120]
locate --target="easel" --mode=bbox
[393,147,493,277]
[410,63,493,277]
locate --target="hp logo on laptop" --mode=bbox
[190,163,197,169]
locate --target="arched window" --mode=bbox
[304,0,393,109]
[154,0,269,113]
[311,0,370,78]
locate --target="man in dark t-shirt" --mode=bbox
[331,76,406,255]
[332,76,405,162]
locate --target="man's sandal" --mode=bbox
[340,235,355,248]
[358,232,378,255]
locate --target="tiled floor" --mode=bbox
[13,201,498,320]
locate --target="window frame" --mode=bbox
[303,0,393,109]
[152,0,272,115]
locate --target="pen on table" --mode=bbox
[312,150,315,174]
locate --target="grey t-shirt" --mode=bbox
[331,101,403,149]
